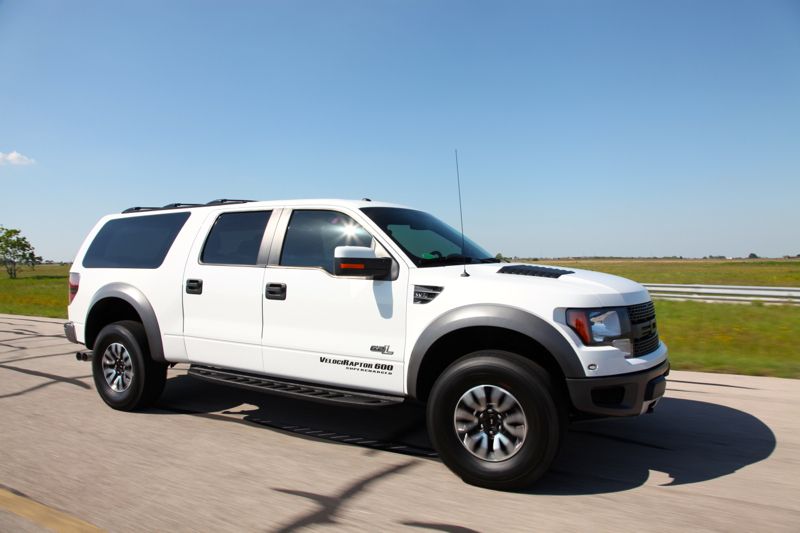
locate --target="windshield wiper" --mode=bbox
[419,254,476,266]
[419,255,502,267]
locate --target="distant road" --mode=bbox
[1,314,799,531]
[644,283,800,305]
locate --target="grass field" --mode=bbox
[0,261,798,377]
[538,259,800,286]
[655,300,799,378]
[0,263,70,319]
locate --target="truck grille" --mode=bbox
[633,333,660,357]
[627,301,660,357]
[628,301,655,323]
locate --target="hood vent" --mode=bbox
[414,285,443,304]
[497,265,574,279]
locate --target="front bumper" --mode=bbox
[64,321,79,344]
[566,359,669,417]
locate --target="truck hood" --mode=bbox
[410,263,651,309]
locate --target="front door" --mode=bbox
[261,209,407,393]
[183,209,274,373]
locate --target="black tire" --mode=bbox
[426,350,565,490]
[92,320,167,411]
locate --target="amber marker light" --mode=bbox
[566,309,592,344]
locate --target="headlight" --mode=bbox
[566,307,632,355]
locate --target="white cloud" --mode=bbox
[0,151,36,166]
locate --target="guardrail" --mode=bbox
[643,283,800,305]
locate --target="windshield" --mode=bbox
[361,207,499,268]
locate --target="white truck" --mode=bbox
[65,198,668,489]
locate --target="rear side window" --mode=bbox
[201,211,271,265]
[83,212,190,269]
[280,210,373,273]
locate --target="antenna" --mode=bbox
[454,149,470,277]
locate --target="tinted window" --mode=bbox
[83,212,190,269]
[280,210,373,273]
[201,211,271,265]
[361,207,496,268]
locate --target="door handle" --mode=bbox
[265,283,286,300]
[186,279,203,295]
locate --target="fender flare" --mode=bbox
[88,283,165,363]
[406,304,585,398]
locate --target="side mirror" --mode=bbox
[334,246,392,279]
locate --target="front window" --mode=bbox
[280,210,373,273]
[361,207,498,268]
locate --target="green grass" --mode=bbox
[0,264,70,318]
[537,259,800,286]
[1,261,798,378]
[655,300,800,378]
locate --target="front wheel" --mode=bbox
[426,350,564,490]
[92,320,167,411]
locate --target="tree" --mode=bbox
[748,252,759,259]
[0,226,42,278]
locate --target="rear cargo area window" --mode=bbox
[83,212,190,269]
[201,211,271,265]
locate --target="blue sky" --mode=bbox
[1,0,798,260]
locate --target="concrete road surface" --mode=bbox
[1,313,798,532]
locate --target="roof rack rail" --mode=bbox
[122,199,255,214]
[162,203,204,209]
[122,206,160,214]
[205,199,255,206]
[122,203,203,214]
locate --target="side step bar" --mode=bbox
[187,365,405,407]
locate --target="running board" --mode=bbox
[187,365,405,407]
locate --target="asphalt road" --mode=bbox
[1,313,798,532]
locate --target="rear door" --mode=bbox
[182,209,278,373]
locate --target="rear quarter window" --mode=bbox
[83,212,190,269]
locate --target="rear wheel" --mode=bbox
[92,320,167,411]
[427,350,564,490]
